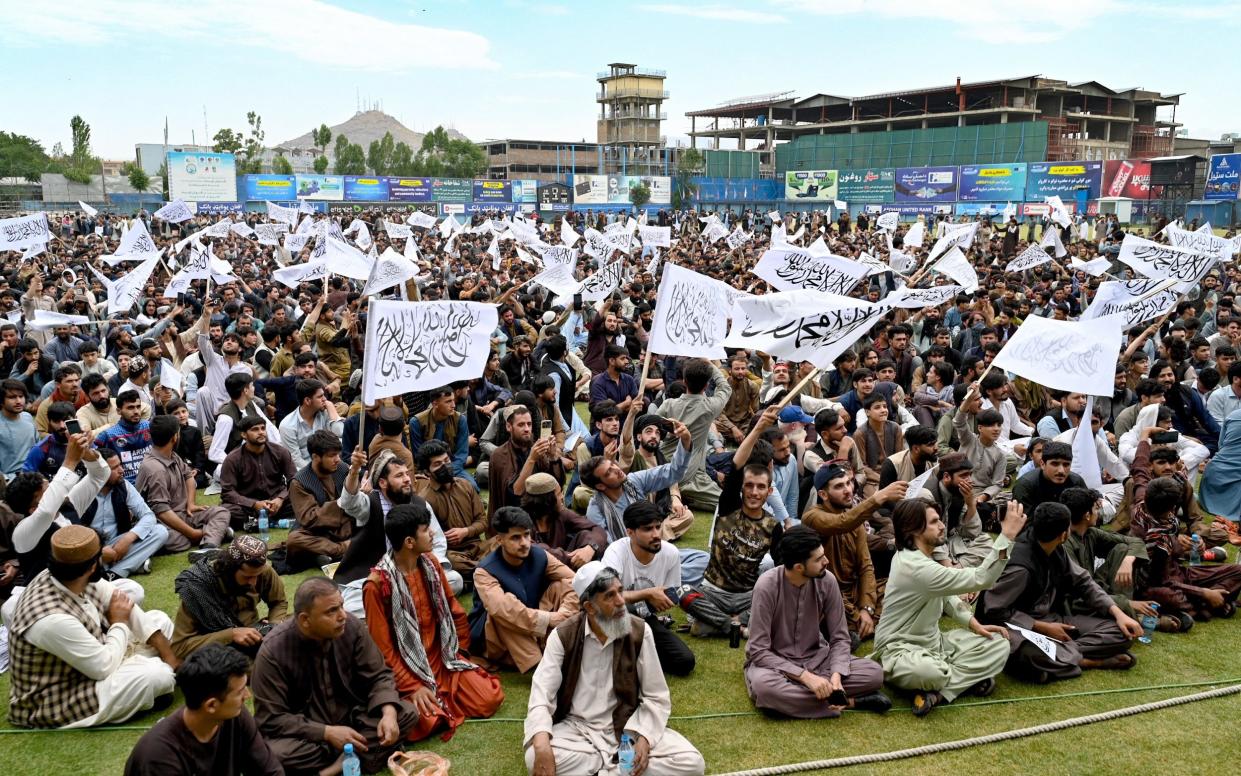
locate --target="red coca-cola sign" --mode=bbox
[1102,160,1164,199]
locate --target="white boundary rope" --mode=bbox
[712,684,1241,776]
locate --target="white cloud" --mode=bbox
[772,0,1121,41]
[0,0,497,70]
[638,4,787,23]
[509,69,589,80]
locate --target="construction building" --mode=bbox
[596,63,669,177]
[686,76,1182,177]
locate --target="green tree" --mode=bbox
[240,111,266,174]
[63,115,96,184]
[413,126,485,178]
[123,162,150,192]
[0,131,51,182]
[311,123,332,154]
[628,182,651,211]
[389,142,415,176]
[272,154,293,175]
[333,135,350,174]
[331,134,365,175]
[313,155,329,174]
[675,147,704,208]
[212,128,244,154]
[367,131,396,175]
[157,162,169,198]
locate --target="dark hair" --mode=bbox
[580,455,609,490]
[54,364,81,383]
[604,344,627,362]
[862,393,888,410]
[307,429,342,458]
[980,371,1008,394]
[384,501,432,551]
[543,334,567,361]
[1031,502,1071,542]
[427,385,454,402]
[116,389,142,409]
[491,506,534,535]
[775,525,824,569]
[296,378,325,405]
[415,439,450,471]
[1041,440,1073,463]
[531,375,555,395]
[1144,476,1183,517]
[149,414,181,446]
[1198,367,1221,391]
[81,372,107,393]
[892,498,935,551]
[851,367,875,383]
[47,400,75,424]
[905,425,937,447]
[683,359,712,393]
[1135,379,1164,399]
[932,362,955,386]
[623,500,663,531]
[1059,486,1100,524]
[1149,447,1180,465]
[976,408,1004,428]
[293,577,339,615]
[591,400,620,427]
[741,462,772,485]
[166,399,187,414]
[3,471,47,515]
[224,372,253,401]
[293,351,318,367]
[177,643,252,710]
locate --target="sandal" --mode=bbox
[967,677,997,697]
[912,690,943,717]
[1095,652,1137,671]
[1156,615,1186,633]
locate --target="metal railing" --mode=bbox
[597,89,670,100]
[597,68,666,79]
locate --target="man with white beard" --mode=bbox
[524,561,705,776]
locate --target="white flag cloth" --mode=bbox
[542,245,577,267]
[648,263,732,359]
[406,211,438,230]
[361,247,420,297]
[384,220,412,240]
[902,220,925,249]
[21,242,46,261]
[855,252,892,277]
[767,211,782,223]
[26,309,92,330]
[284,232,312,253]
[89,253,160,313]
[273,260,330,288]
[1040,224,1067,258]
[1070,256,1112,276]
[1006,245,1053,272]
[265,201,299,227]
[229,222,255,238]
[579,260,625,302]
[298,200,315,215]
[927,247,979,290]
[361,300,498,404]
[78,201,98,218]
[404,231,421,262]
[1197,221,1214,234]
[645,248,662,277]
[1165,224,1233,263]
[354,222,374,252]
[926,221,979,263]
[1002,202,1017,221]
[726,290,890,368]
[753,248,869,296]
[296,215,315,235]
[561,218,580,247]
[1045,196,1072,229]
[889,284,965,309]
[725,228,752,251]
[1116,234,1214,285]
[159,358,184,393]
[113,218,159,258]
[309,235,373,281]
[888,249,916,275]
[530,264,583,298]
[1081,277,1179,328]
[991,315,1124,396]
[639,225,671,249]
[254,223,287,247]
[204,220,232,239]
[439,214,460,238]
[1070,395,1104,490]
[701,222,729,244]
[154,200,194,223]
[876,212,899,231]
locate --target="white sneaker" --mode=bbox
[203,481,222,496]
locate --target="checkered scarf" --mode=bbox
[373,552,476,692]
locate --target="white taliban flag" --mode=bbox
[273,260,330,288]
[265,201,299,227]
[903,220,925,248]
[154,199,194,223]
[927,247,979,290]
[530,263,583,298]
[439,215,460,238]
[639,225,671,249]
[889,284,964,309]
[648,263,733,359]
[1116,234,1214,286]
[991,315,1124,396]
[726,290,891,368]
[579,260,625,302]
[926,221,979,263]
[1006,245,1053,272]
[753,248,869,296]
[159,358,184,393]
[78,201,98,218]
[362,247,420,297]
[229,222,255,238]
[561,218,580,247]
[1039,224,1067,258]
[384,220,412,240]
[876,211,899,232]
[113,218,159,258]
[1070,395,1104,490]
[89,253,160,313]
[407,211,438,230]
[1045,196,1072,229]
[26,310,92,330]
[361,300,499,404]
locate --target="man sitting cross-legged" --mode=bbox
[468,507,580,673]
[251,577,419,776]
[744,526,891,719]
[363,502,504,743]
[978,502,1144,683]
[524,561,706,776]
[286,431,370,571]
[872,499,1025,717]
[123,643,283,776]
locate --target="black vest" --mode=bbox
[468,546,549,647]
[539,359,576,427]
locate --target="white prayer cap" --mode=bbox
[572,560,611,600]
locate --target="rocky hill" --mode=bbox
[277,110,468,151]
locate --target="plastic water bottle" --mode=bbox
[1190,533,1202,567]
[1138,603,1159,645]
[257,508,270,544]
[342,743,362,776]
[277,518,294,530]
[618,733,635,775]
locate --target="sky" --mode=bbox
[2,0,1239,159]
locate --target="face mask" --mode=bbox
[432,466,455,485]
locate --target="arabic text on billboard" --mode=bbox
[168,151,237,203]
[512,179,539,204]
[294,174,345,201]
[956,164,1027,202]
[432,178,472,203]
[243,175,296,201]
[386,178,432,202]
[784,170,838,201]
[344,176,390,201]
[1025,161,1102,200]
[1101,160,1162,199]
[1205,154,1241,201]
[473,180,512,202]
[894,166,957,203]
[836,168,894,203]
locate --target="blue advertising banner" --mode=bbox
[343,176,390,201]
[386,177,433,202]
[243,175,297,201]
[1025,161,1102,200]
[511,179,539,204]
[431,178,472,203]
[1205,154,1241,201]
[473,180,512,202]
[837,168,895,203]
[879,203,952,216]
[894,166,958,202]
[462,202,518,214]
[294,174,345,201]
[195,201,244,215]
[957,163,1027,202]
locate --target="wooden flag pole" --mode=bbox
[356,297,373,452]
[776,367,821,410]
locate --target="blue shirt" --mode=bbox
[589,370,638,409]
[0,412,40,477]
[94,418,153,484]
[89,480,160,543]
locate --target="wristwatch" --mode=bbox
[863,606,876,616]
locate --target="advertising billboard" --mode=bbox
[836,168,894,203]
[242,175,297,202]
[294,174,345,201]
[343,176,390,201]
[894,166,958,202]
[572,174,671,205]
[1102,160,1162,199]
[1025,161,1102,200]
[473,180,512,202]
[167,151,237,202]
[512,179,540,204]
[195,201,244,215]
[956,163,1027,202]
[1205,154,1241,201]
[431,178,472,203]
[386,177,433,201]
[784,169,838,201]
